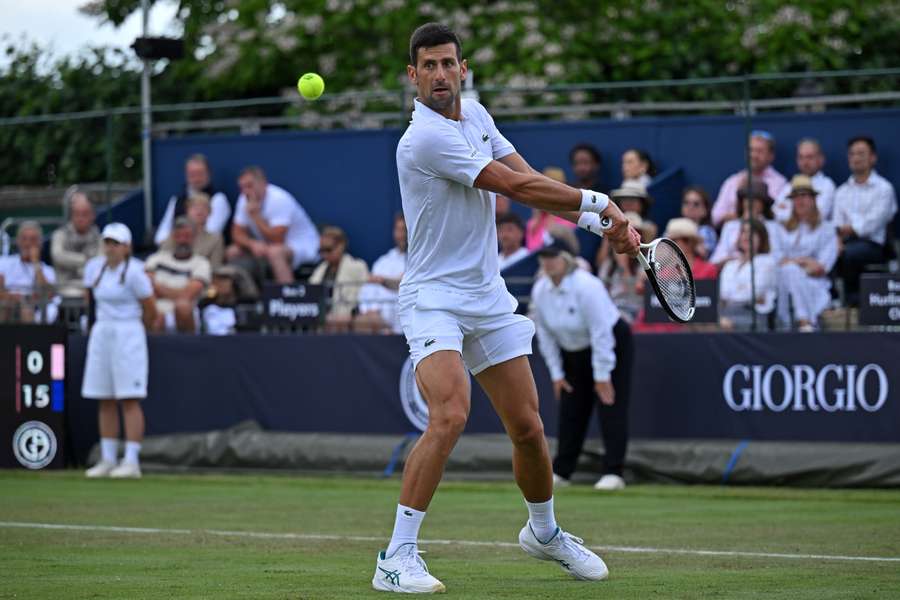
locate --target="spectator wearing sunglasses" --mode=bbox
[711,130,787,227]
[309,226,369,332]
[680,186,717,258]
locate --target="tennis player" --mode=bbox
[372,23,640,594]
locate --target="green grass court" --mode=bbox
[2,471,899,599]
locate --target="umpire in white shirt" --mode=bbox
[531,238,634,491]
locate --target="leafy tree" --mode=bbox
[3,0,900,185]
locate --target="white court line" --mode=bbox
[2,521,898,564]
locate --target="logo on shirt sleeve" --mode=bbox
[481,133,489,142]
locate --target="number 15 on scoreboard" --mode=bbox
[15,343,65,413]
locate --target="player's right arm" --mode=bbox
[474,159,639,256]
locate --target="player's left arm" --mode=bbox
[497,152,580,224]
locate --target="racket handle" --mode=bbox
[599,216,612,230]
[636,250,652,271]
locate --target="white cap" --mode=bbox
[101,222,132,245]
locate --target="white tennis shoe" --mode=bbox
[109,462,142,479]
[593,474,626,491]
[372,543,446,594]
[552,473,571,488]
[84,460,117,478]
[518,523,608,581]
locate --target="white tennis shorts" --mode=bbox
[398,281,535,375]
[81,320,149,400]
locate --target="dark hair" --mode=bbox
[625,148,657,177]
[569,143,602,166]
[681,185,711,225]
[496,212,525,231]
[320,225,348,246]
[847,135,876,154]
[740,219,770,255]
[409,23,462,66]
[737,181,774,220]
[239,165,266,180]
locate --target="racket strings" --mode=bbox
[650,242,695,321]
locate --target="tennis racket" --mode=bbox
[600,216,696,323]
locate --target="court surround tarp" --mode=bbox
[95,421,900,488]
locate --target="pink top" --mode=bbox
[711,166,787,227]
[525,212,576,251]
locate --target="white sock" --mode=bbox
[525,497,558,544]
[100,438,118,463]
[123,441,141,465]
[385,504,426,558]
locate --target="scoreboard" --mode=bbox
[1,325,67,469]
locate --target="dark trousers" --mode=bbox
[838,238,885,305]
[553,318,633,478]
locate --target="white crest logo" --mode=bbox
[399,358,429,432]
[12,421,57,470]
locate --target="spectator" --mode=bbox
[309,226,369,332]
[680,186,717,258]
[773,176,839,331]
[497,212,529,270]
[155,154,231,246]
[833,136,898,305]
[82,223,156,479]
[711,130,787,227]
[227,166,319,284]
[621,148,655,188]
[161,192,225,268]
[773,138,836,223]
[199,266,241,336]
[51,191,103,298]
[0,221,58,324]
[610,182,654,221]
[145,217,211,333]
[569,143,604,192]
[524,167,576,251]
[718,219,777,330]
[709,181,782,266]
[354,213,408,334]
[531,239,633,491]
[663,218,718,280]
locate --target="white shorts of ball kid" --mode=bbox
[81,320,149,400]
[399,280,535,375]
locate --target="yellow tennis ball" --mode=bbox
[297,72,324,100]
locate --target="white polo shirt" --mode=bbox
[397,98,516,295]
[233,183,320,267]
[531,269,620,382]
[0,255,56,295]
[84,256,153,322]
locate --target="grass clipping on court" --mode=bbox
[2,471,899,599]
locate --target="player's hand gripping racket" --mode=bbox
[600,216,696,323]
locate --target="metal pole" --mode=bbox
[140,0,153,244]
[105,112,113,226]
[742,76,758,332]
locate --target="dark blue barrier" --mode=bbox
[153,108,900,266]
[647,166,686,228]
[65,331,900,465]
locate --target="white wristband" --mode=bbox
[579,189,609,214]
[577,212,603,235]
